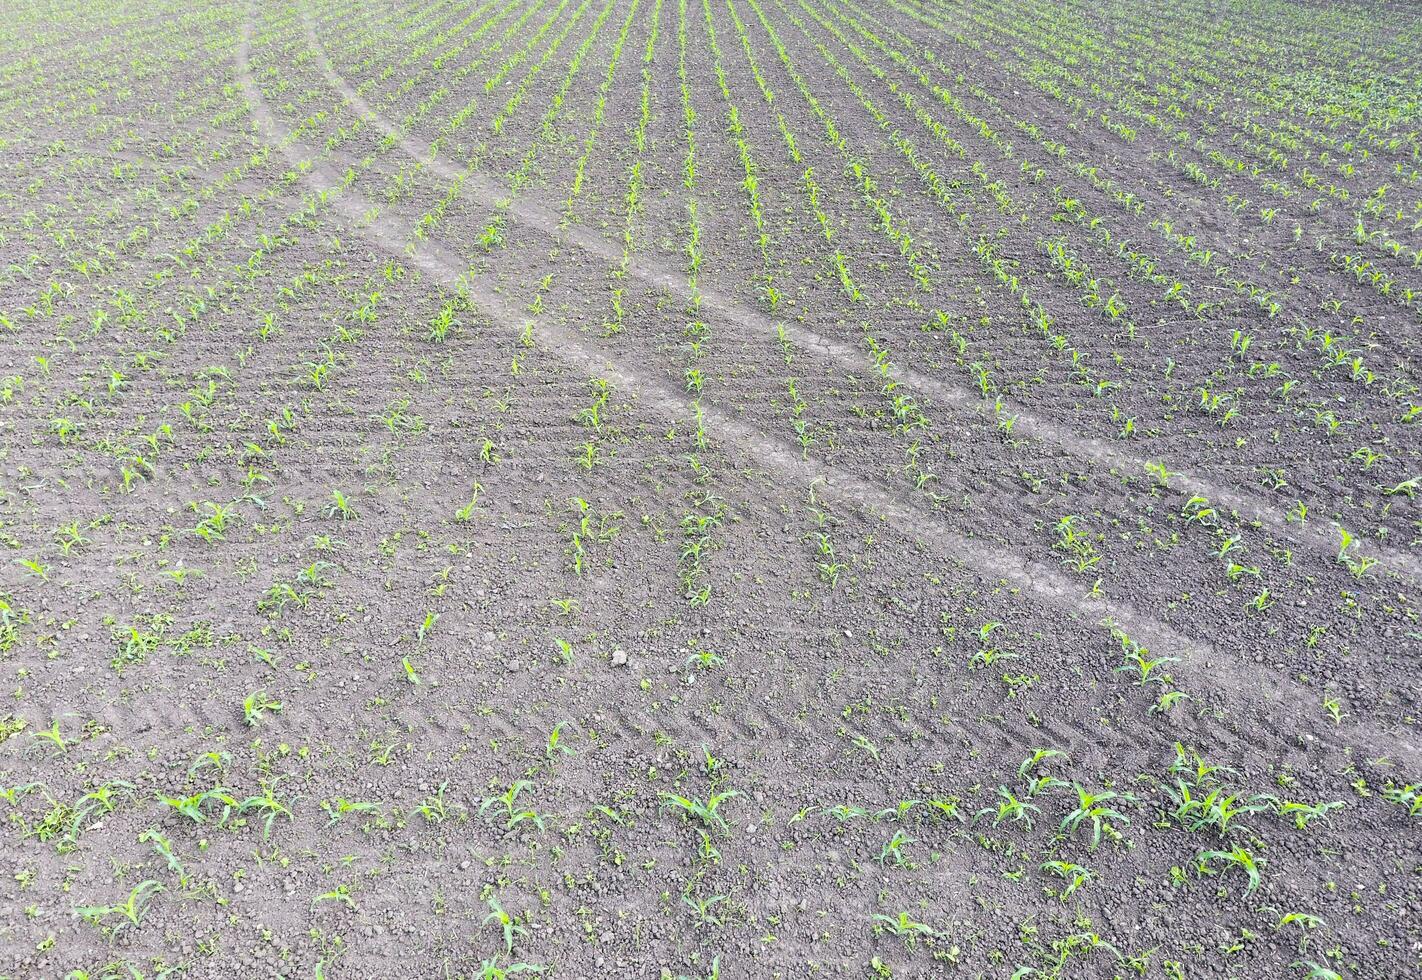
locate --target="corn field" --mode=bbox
[0,0,1419,976]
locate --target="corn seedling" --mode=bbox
[1277,800,1344,830]
[236,777,299,839]
[972,621,1019,668]
[484,895,527,953]
[322,797,382,828]
[878,829,917,867]
[480,780,545,830]
[73,880,164,938]
[660,788,738,836]
[545,722,574,761]
[979,786,1041,831]
[478,958,545,979]
[1053,515,1101,572]
[455,483,485,521]
[1195,845,1263,894]
[1040,860,1094,901]
[157,785,234,826]
[1380,782,1421,817]
[1115,643,1179,687]
[416,782,451,823]
[327,490,358,522]
[871,911,938,948]
[1059,784,1137,848]
[682,890,729,929]
[243,689,283,726]
[313,883,358,911]
[1335,525,1377,579]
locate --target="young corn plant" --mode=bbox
[682,889,729,930]
[480,780,545,830]
[1115,640,1179,687]
[455,482,484,522]
[812,532,847,587]
[1058,784,1137,848]
[73,880,164,938]
[1335,526,1377,579]
[878,829,917,868]
[243,690,283,727]
[312,883,358,911]
[322,797,382,828]
[1053,515,1101,573]
[139,829,190,889]
[415,611,439,646]
[1040,860,1094,901]
[1195,845,1264,895]
[1107,623,1189,712]
[685,647,725,672]
[29,720,69,756]
[1019,748,1070,778]
[1013,931,1123,977]
[236,777,299,840]
[871,911,939,949]
[416,782,452,824]
[1278,800,1344,830]
[327,490,358,522]
[484,895,527,954]
[971,621,1020,669]
[157,785,235,826]
[545,722,574,763]
[1380,782,1421,818]
[478,957,545,979]
[660,788,738,836]
[67,780,134,844]
[978,786,1041,831]
[428,301,459,343]
[1176,786,1278,837]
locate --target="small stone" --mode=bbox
[610,649,628,667]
